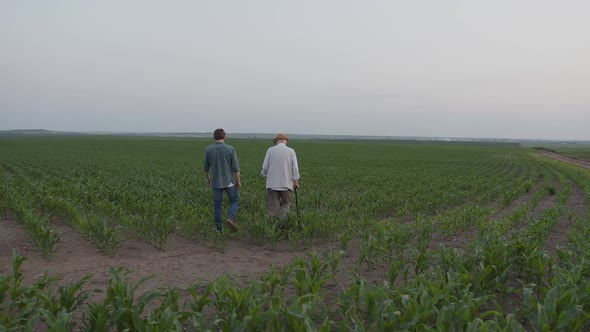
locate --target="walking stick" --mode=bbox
[295,187,299,216]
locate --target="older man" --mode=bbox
[261,133,300,220]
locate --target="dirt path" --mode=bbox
[1,216,402,309]
[0,219,341,296]
[537,150,590,170]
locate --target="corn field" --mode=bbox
[1,136,590,331]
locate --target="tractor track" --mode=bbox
[538,150,590,170]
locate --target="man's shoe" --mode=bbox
[225,219,238,232]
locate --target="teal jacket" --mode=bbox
[203,142,240,189]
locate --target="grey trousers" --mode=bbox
[267,189,291,220]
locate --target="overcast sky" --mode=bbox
[1,1,589,140]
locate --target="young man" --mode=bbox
[203,128,240,232]
[261,133,300,221]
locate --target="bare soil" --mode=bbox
[1,216,405,312]
[0,219,342,296]
[538,150,590,170]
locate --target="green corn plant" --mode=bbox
[209,273,282,331]
[323,251,341,283]
[415,216,433,252]
[282,295,329,332]
[521,249,553,298]
[358,232,380,271]
[81,214,121,257]
[287,227,304,251]
[385,260,404,288]
[291,255,332,300]
[255,266,286,305]
[133,285,191,332]
[39,309,74,332]
[434,293,495,331]
[245,217,267,245]
[355,280,399,330]
[43,275,93,316]
[523,283,590,332]
[409,247,429,276]
[337,230,351,255]
[24,214,60,258]
[381,221,412,263]
[86,266,161,331]
[184,281,213,320]
[82,301,112,331]
[406,218,433,276]
[132,213,174,250]
[9,199,60,257]
[469,235,513,296]
[1,250,58,330]
[265,222,283,249]
[0,180,9,218]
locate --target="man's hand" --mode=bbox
[234,171,241,189]
[293,179,299,189]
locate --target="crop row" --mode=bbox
[1,137,537,256]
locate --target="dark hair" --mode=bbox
[213,128,226,140]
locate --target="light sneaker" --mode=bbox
[225,219,238,232]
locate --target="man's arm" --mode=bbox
[234,171,241,189]
[231,148,240,173]
[204,171,210,186]
[292,151,300,189]
[261,150,270,176]
[203,149,210,186]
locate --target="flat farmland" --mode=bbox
[1,136,590,331]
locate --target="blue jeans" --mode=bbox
[212,186,239,232]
